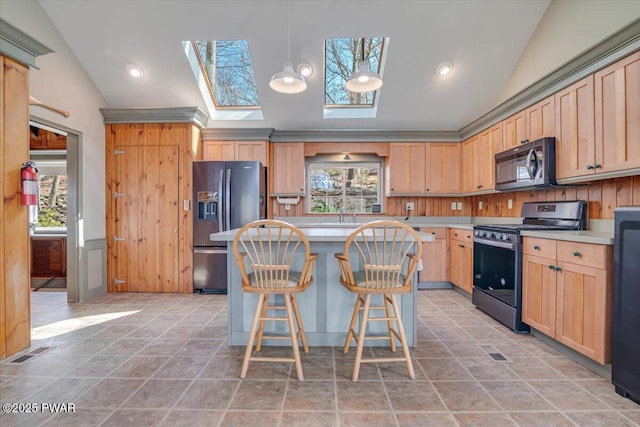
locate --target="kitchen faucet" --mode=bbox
[339,207,344,223]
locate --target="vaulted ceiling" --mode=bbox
[38,0,551,131]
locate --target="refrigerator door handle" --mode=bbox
[217,168,224,232]
[225,168,232,231]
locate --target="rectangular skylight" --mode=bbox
[324,37,385,108]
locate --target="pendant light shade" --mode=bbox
[270,62,307,94]
[345,60,383,93]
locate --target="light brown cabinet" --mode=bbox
[388,143,426,194]
[500,95,554,153]
[419,228,447,282]
[461,136,475,193]
[31,237,66,277]
[203,140,268,166]
[460,123,499,193]
[106,123,200,294]
[271,143,305,195]
[425,143,460,194]
[448,228,473,293]
[522,237,613,364]
[555,76,596,179]
[594,52,640,174]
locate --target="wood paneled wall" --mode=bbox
[30,127,66,150]
[385,196,471,217]
[469,176,640,219]
[1,56,31,358]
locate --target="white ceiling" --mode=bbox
[38,0,551,131]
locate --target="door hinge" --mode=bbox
[114,279,127,286]
[114,149,126,155]
[114,192,125,198]
[114,236,125,242]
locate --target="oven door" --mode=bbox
[473,238,519,307]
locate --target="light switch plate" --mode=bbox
[451,202,457,211]
[478,201,483,210]
[456,202,463,210]
[508,199,513,209]
[183,200,190,211]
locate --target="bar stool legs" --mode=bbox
[343,293,415,381]
[240,293,308,381]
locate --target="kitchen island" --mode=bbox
[210,226,434,347]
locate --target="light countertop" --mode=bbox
[520,230,614,245]
[210,227,436,243]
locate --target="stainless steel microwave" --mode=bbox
[495,137,556,191]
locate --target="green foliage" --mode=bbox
[38,207,64,227]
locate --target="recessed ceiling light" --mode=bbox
[436,61,453,76]
[127,64,144,79]
[297,63,313,78]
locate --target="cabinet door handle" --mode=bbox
[548,265,555,270]
[477,185,482,189]
[555,266,562,272]
[520,139,529,144]
[431,232,436,235]
[533,245,540,250]
[426,188,430,192]
[587,165,594,170]
[573,251,581,257]
[459,244,465,248]
[594,164,602,169]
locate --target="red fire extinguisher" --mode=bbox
[20,161,38,206]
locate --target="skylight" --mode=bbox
[184,40,263,121]
[324,37,387,118]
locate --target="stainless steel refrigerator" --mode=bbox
[193,161,266,293]
[612,206,640,404]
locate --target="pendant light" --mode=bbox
[269,0,307,94]
[346,38,383,93]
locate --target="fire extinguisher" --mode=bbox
[20,161,38,206]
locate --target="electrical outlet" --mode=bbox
[451,202,457,211]
[478,201,483,210]
[456,202,463,210]
[285,203,291,211]
[508,199,513,209]
[406,202,414,211]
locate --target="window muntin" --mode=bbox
[307,162,381,214]
[192,40,260,109]
[324,37,385,107]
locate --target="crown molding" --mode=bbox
[201,128,274,141]
[100,107,208,127]
[0,18,53,68]
[269,130,460,143]
[460,18,640,140]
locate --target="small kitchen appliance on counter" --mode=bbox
[472,200,587,332]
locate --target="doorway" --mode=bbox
[28,118,80,303]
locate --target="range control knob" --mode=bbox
[501,234,510,241]
[486,232,493,238]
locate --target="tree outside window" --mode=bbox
[308,163,380,214]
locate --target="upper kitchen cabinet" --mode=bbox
[555,76,596,180]
[424,143,460,194]
[594,52,640,174]
[271,143,305,195]
[475,123,502,191]
[502,110,526,151]
[202,140,268,166]
[388,143,426,195]
[500,95,555,153]
[461,136,475,193]
[525,95,555,142]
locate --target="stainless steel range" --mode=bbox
[471,201,587,333]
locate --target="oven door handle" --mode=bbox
[525,148,539,179]
[474,237,517,251]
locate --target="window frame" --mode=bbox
[305,160,384,215]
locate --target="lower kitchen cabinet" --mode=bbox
[419,227,447,282]
[448,228,473,293]
[522,237,613,364]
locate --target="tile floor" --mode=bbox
[1,289,638,427]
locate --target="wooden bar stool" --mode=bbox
[232,219,317,380]
[335,220,423,381]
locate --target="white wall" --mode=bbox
[1,0,108,240]
[498,0,640,104]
